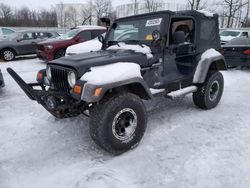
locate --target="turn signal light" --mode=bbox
[37,72,43,81]
[94,87,102,97]
[243,49,250,55]
[73,85,82,94]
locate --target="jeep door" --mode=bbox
[15,32,38,55]
[163,17,197,84]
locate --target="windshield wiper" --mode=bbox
[107,41,121,47]
[122,40,144,47]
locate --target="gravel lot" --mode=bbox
[1,58,250,188]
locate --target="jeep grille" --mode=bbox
[50,66,70,92]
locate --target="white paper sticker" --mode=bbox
[146,18,162,27]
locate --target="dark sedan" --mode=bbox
[222,37,250,67]
[0,31,59,61]
[0,69,4,88]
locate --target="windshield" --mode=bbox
[106,17,163,44]
[6,32,20,40]
[220,30,240,37]
[60,29,80,39]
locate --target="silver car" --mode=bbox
[0,30,59,61]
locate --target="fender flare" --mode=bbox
[80,77,153,103]
[193,49,227,84]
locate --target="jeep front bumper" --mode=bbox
[7,68,88,118]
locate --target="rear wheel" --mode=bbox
[89,93,147,155]
[193,71,224,109]
[1,49,15,61]
[54,49,65,59]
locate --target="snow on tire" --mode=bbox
[193,71,224,109]
[89,93,147,155]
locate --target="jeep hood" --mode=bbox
[49,49,153,76]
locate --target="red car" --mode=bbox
[37,26,106,61]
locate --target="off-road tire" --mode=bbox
[193,71,224,109]
[1,49,15,61]
[89,93,147,155]
[54,49,65,59]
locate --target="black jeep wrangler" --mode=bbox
[8,10,226,154]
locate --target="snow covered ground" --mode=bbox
[1,58,250,188]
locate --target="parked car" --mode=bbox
[220,29,249,45]
[8,10,226,154]
[222,37,250,67]
[0,30,59,61]
[0,69,4,88]
[0,27,15,40]
[37,26,106,61]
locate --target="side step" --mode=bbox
[165,86,198,99]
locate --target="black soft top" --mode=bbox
[116,10,221,53]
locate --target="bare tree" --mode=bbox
[80,0,94,25]
[0,3,12,23]
[131,0,139,15]
[93,0,112,25]
[187,0,206,10]
[0,3,57,27]
[222,0,248,28]
[144,0,162,13]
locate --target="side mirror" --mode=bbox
[152,30,162,42]
[98,35,104,44]
[100,17,111,27]
[75,35,80,42]
[16,38,22,42]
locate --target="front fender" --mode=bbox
[81,77,153,103]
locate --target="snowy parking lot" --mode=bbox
[1,58,250,188]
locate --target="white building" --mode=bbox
[116,1,187,18]
[56,3,97,28]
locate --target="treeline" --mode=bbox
[0,3,57,27]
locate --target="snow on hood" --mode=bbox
[107,43,153,59]
[81,62,142,85]
[66,38,102,55]
[197,10,214,17]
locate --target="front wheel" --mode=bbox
[1,49,15,61]
[193,71,224,109]
[89,93,147,155]
[54,49,65,59]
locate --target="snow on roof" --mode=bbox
[81,62,142,85]
[107,42,153,59]
[197,10,214,17]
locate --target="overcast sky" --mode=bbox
[0,0,133,9]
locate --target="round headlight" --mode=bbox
[67,71,76,88]
[46,66,52,80]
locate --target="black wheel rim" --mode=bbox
[112,108,137,141]
[209,80,220,101]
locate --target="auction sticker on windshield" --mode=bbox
[146,18,162,27]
